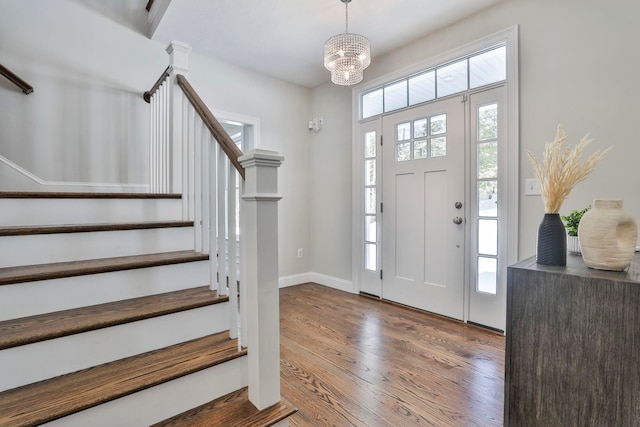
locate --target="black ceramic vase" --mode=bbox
[536,213,567,266]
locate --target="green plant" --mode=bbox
[561,206,590,236]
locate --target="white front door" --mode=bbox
[382,96,465,319]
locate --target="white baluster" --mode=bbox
[209,143,219,292]
[228,162,238,339]
[217,145,228,296]
[201,133,211,255]
[149,92,156,192]
[193,117,202,252]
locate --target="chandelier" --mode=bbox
[323,0,371,86]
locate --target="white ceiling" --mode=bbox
[150,0,503,88]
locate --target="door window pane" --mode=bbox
[478,219,498,256]
[430,137,446,157]
[396,122,411,141]
[384,81,408,112]
[413,118,427,137]
[478,181,497,217]
[362,88,383,119]
[365,159,376,185]
[430,114,447,135]
[365,215,377,242]
[470,46,506,88]
[477,257,497,294]
[365,243,377,270]
[414,140,428,159]
[478,141,497,179]
[364,131,376,158]
[365,188,376,214]
[478,104,498,140]
[396,142,411,162]
[437,59,468,97]
[409,70,435,105]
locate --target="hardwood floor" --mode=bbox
[280,283,505,427]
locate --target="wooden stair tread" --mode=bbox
[0,286,228,350]
[0,250,209,286]
[0,191,181,199]
[0,221,194,237]
[152,387,297,427]
[0,332,246,426]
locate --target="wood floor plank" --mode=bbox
[0,286,227,350]
[0,250,209,286]
[0,332,245,426]
[280,283,505,427]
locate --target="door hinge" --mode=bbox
[380,135,383,146]
[380,269,383,280]
[462,94,468,103]
[380,202,383,213]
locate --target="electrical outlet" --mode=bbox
[525,178,541,196]
[297,248,303,259]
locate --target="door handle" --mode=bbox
[452,216,463,225]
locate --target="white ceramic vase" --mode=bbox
[578,199,638,271]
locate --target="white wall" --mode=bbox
[310,0,640,277]
[309,82,352,281]
[0,0,164,189]
[0,0,312,278]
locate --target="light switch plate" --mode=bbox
[525,178,541,196]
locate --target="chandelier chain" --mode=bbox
[345,1,349,33]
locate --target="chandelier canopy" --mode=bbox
[323,0,371,86]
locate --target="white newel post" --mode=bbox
[166,41,191,198]
[239,149,284,410]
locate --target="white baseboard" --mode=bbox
[279,272,355,294]
[278,273,312,288]
[0,155,149,192]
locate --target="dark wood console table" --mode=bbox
[505,253,640,426]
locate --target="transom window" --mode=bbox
[361,44,506,119]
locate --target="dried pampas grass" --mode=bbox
[527,125,611,213]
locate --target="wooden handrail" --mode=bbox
[0,64,33,94]
[176,74,246,179]
[143,66,170,103]
[145,0,154,12]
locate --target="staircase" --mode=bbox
[0,192,294,426]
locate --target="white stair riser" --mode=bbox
[42,356,248,427]
[0,303,231,392]
[1,198,183,226]
[0,261,210,321]
[0,227,196,268]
